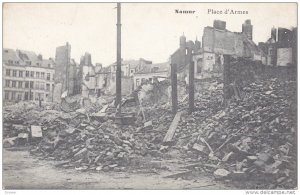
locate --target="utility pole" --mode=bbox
[223,55,231,101]
[171,63,178,114]
[115,2,122,114]
[188,60,195,114]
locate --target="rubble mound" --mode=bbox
[174,77,297,189]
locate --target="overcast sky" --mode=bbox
[3,3,297,66]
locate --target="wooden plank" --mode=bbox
[163,111,182,143]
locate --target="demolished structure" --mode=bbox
[258,27,297,66]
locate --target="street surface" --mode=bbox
[3,149,233,190]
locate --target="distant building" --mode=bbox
[107,58,153,94]
[3,48,55,102]
[109,58,152,77]
[258,27,297,66]
[133,61,169,89]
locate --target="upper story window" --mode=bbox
[12,81,16,88]
[25,81,29,88]
[30,81,34,89]
[36,72,40,78]
[19,71,23,77]
[26,61,32,66]
[30,71,34,77]
[47,73,51,80]
[26,71,29,77]
[13,70,17,77]
[6,69,10,76]
[41,72,45,79]
[46,83,50,91]
[5,80,10,87]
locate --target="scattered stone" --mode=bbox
[214,169,231,179]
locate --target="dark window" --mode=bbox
[11,92,16,100]
[12,81,16,88]
[17,93,22,100]
[41,72,45,79]
[25,92,29,100]
[19,71,23,77]
[30,92,33,100]
[25,81,29,88]
[46,83,50,91]
[13,70,17,77]
[26,71,30,77]
[5,91,9,100]
[30,81,34,89]
[5,80,10,87]
[47,73,50,80]
[18,81,23,88]
[30,71,34,77]
[6,69,10,76]
[36,72,40,78]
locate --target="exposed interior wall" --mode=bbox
[277,48,293,66]
[53,83,62,103]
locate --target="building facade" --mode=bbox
[133,61,169,89]
[3,49,55,102]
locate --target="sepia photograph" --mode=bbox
[2,2,298,192]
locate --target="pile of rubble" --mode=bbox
[2,61,296,188]
[27,99,174,172]
[173,77,296,189]
[3,101,76,146]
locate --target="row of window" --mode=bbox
[5,69,52,80]
[7,60,52,68]
[5,80,52,91]
[4,90,48,101]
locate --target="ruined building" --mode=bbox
[242,19,253,40]
[170,33,197,82]
[192,19,262,79]
[258,27,297,66]
[3,49,55,102]
[54,42,81,100]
